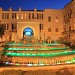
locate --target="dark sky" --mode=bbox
[0,0,72,10]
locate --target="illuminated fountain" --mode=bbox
[1,27,75,66]
[1,39,75,66]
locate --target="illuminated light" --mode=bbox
[16,63,20,66]
[65,61,71,64]
[30,48,33,50]
[32,54,35,55]
[7,52,11,54]
[42,54,45,55]
[27,64,32,66]
[57,62,61,64]
[8,48,13,50]
[25,32,31,36]
[22,53,25,55]
[17,48,20,50]
[39,64,44,66]
[26,54,30,55]
[73,60,75,62]
[17,14,19,19]
[5,62,9,65]
[21,48,24,50]
[52,63,56,65]
[33,64,38,66]
[46,64,49,66]
[16,53,20,55]
[12,53,15,55]
[72,58,75,62]
[23,27,34,37]
[26,49,28,50]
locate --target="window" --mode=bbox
[12,24,17,31]
[37,13,43,20]
[17,14,19,19]
[55,16,58,22]
[37,13,39,19]
[3,24,6,30]
[28,13,31,19]
[12,13,16,19]
[39,24,41,30]
[39,14,41,19]
[48,16,51,22]
[3,23,9,30]
[2,13,4,19]
[41,24,43,30]
[21,14,23,19]
[69,9,72,19]
[42,14,43,20]
[32,13,34,19]
[25,14,27,19]
[2,13,9,19]
[48,28,51,32]
[69,27,71,31]
[39,24,43,30]
[7,13,9,19]
[55,28,59,32]
[7,24,9,30]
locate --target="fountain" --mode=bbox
[1,37,75,66]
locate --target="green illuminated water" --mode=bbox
[6,42,62,46]
[3,47,69,51]
[5,50,75,57]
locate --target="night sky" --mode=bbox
[0,0,72,10]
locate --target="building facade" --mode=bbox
[62,0,75,43]
[0,0,75,42]
[0,7,63,41]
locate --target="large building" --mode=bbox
[0,3,63,41]
[0,6,63,41]
[0,0,75,42]
[62,0,75,43]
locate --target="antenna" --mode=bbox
[34,0,37,9]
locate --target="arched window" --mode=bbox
[69,9,72,19]
[55,16,58,22]
[48,16,51,22]
[48,28,51,32]
[55,28,59,32]
[69,27,71,31]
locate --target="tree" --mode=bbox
[0,24,6,37]
[0,24,5,63]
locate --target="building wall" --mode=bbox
[62,0,75,42]
[17,22,40,40]
[43,9,63,40]
[0,7,64,41]
[0,0,75,41]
